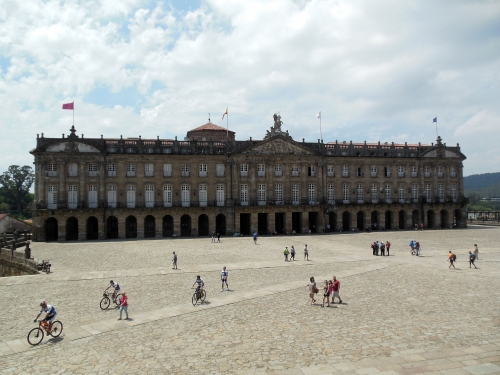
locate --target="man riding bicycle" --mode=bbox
[192,275,204,294]
[104,280,121,301]
[34,301,57,333]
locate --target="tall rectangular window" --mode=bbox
[370,166,377,177]
[275,164,283,177]
[342,166,349,177]
[126,163,136,177]
[68,163,78,177]
[47,163,58,177]
[356,167,364,177]
[181,184,190,207]
[240,184,248,205]
[308,184,316,204]
[411,166,418,177]
[68,185,78,209]
[371,184,378,203]
[216,164,225,177]
[308,165,316,177]
[385,184,391,203]
[438,183,444,202]
[437,166,444,177]
[145,164,154,177]
[292,184,299,204]
[181,164,190,177]
[107,185,117,208]
[240,163,248,177]
[357,184,364,203]
[127,185,136,208]
[450,166,457,177]
[424,183,431,201]
[145,184,154,207]
[258,184,266,204]
[199,164,207,177]
[48,185,58,209]
[216,184,224,206]
[163,164,172,177]
[397,166,405,177]
[163,185,172,207]
[451,184,457,202]
[199,184,207,207]
[384,167,391,177]
[88,163,98,177]
[412,183,418,202]
[291,164,299,177]
[107,163,117,177]
[88,185,98,208]
[327,184,335,203]
[398,184,405,203]
[424,166,431,178]
[342,184,349,203]
[257,164,266,177]
[327,165,335,177]
[275,184,283,203]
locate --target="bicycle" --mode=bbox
[27,320,63,345]
[100,291,122,310]
[191,288,206,306]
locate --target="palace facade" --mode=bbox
[30,119,467,241]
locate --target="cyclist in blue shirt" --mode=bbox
[34,301,57,333]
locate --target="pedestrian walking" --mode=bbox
[321,280,330,307]
[468,251,477,269]
[380,241,385,256]
[217,232,221,243]
[307,277,317,305]
[221,266,229,291]
[331,276,342,304]
[253,232,258,244]
[284,246,289,261]
[290,246,296,261]
[117,292,129,320]
[448,251,456,269]
[386,241,391,256]
[211,231,216,243]
[473,244,479,260]
[172,251,177,269]
[304,244,309,261]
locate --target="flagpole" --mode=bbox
[319,112,322,142]
[73,102,75,126]
[226,107,228,139]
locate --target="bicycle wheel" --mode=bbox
[49,321,63,337]
[192,293,198,306]
[100,296,111,310]
[200,290,206,302]
[27,328,44,345]
[114,294,121,306]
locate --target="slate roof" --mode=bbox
[189,123,234,133]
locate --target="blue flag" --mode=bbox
[432,117,437,123]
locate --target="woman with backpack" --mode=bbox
[448,251,456,269]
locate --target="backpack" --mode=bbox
[452,254,457,261]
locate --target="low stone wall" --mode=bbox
[0,248,39,274]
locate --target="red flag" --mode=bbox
[62,102,74,110]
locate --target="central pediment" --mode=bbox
[242,137,315,156]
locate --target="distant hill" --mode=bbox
[464,172,500,198]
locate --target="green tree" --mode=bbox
[0,165,35,212]
[466,192,482,206]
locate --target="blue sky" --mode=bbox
[0,0,499,176]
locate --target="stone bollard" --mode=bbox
[25,242,31,259]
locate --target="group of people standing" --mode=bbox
[308,276,342,307]
[371,241,391,256]
[284,244,309,261]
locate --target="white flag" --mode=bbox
[317,111,321,119]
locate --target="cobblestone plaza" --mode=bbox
[1,226,499,374]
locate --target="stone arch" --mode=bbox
[107,216,119,239]
[66,217,78,241]
[198,214,209,236]
[216,214,226,235]
[162,215,174,237]
[86,216,99,240]
[399,210,406,229]
[45,217,58,242]
[126,216,137,238]
[371,210,379,230]
[328,212,337,232]
[342,211,350,232]
[412,210,420,228]
[440,209,449,229]
[385,210,393,230]
[427,210,436,229]
[181,215,191,237]
[357,211,365,231]
[144,215,156,238]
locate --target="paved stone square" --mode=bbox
[0,226,499,374]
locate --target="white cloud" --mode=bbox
[0,0,499,177]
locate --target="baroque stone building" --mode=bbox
[30,118,467,241]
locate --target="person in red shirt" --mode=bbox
[331,276,342,304]
[386,241,391,256]
[118,292,129,320]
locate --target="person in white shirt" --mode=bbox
[34,301,57,332]
[221,266,229,291]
